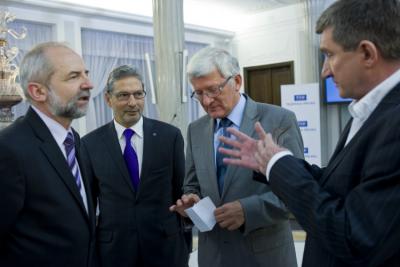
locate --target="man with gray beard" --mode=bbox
[0,42,97,267]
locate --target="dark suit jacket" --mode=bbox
[81,117,189,267]
[262,83,400,266]
[0,107,97,267]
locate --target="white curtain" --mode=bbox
[81,28,207,131]
[81,29,158,131]
[186,41,207,122]
[8,20,53,118]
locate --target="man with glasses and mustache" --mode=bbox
[81,65,190,267]
[0,42,96,267]
[170,47,304,267]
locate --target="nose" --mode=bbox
[82,75,94,90]
[201,94,214,106]
[127,94,137,106]
[321,57,332,79]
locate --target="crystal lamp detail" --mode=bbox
[0,8,27,130]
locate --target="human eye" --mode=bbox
[116,92,130,100]
[207,86,220,97]
[323,52,333,59]
[133,91,145,98]
[67,73,79,80]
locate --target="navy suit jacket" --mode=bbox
[261,82,400,266]
[0,107,97,267]
[81,117,189,267]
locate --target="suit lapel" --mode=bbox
[75,131,96,228]
[319,120,353,185]
[197,117,221,202]
[328,119,352,164]
[222,96,258,198]
[102,122,136,196]
[320,83,400,185]
[26,108,89,219]
[138,118,154,199]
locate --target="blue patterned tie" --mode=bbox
[123,129,140,190]
[63,132,82,191]
[216,118,233,195]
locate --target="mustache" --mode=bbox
[124,108,142,116]
[69,90,91,102]
[77,91,91,98]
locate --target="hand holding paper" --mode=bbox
[184,196,216,232]
[169,193,200,217]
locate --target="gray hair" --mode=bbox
[316,0,400,60]
[106,65,144,93]
[19,42,72,101]
[187,47,240,81]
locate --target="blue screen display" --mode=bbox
[325,76,352,103]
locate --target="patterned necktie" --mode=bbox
[216,118,233,195]
[63,132,82,191]
[123,129,140,190]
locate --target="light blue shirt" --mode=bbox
[214,94,246,165]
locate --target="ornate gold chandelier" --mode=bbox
[0,8,27,130]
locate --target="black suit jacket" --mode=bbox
[81,117,189,267]
[259,83,400,266]
[0,107,97,267]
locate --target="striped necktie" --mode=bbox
[63,132,82,191]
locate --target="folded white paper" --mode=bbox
[185,196,216,232]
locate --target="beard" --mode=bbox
[47,88,90,119]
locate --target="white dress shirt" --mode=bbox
[345,68,400,145]
[31,106,88,212]
[113,116,144,177]
[265,68,400,181]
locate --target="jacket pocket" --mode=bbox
[97,229,113,243]
[162,216,180,237]
[249,224,292,253]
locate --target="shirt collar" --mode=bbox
[216,94,246,131]
[31,105,72,147]
[348,68,400,120]
[114,116,144,140]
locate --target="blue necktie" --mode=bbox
[216,118,233,195]
[123,129,140,190]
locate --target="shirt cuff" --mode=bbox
[265,150,293,181]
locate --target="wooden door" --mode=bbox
[244,61,294,106]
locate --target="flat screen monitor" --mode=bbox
[325,76,352,104]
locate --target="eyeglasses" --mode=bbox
[111,91,147,102]
[190,76,233,101]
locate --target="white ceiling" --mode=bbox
[3,0,303,31]
[189,0,302,14]
[43,0,302,17]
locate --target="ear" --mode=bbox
[358,40,379,68]
[104,92,113,108]
[27,82,47,102]
[233,74,242,91]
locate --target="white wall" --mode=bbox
[233,3,311,85]
[232,3,349,164]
